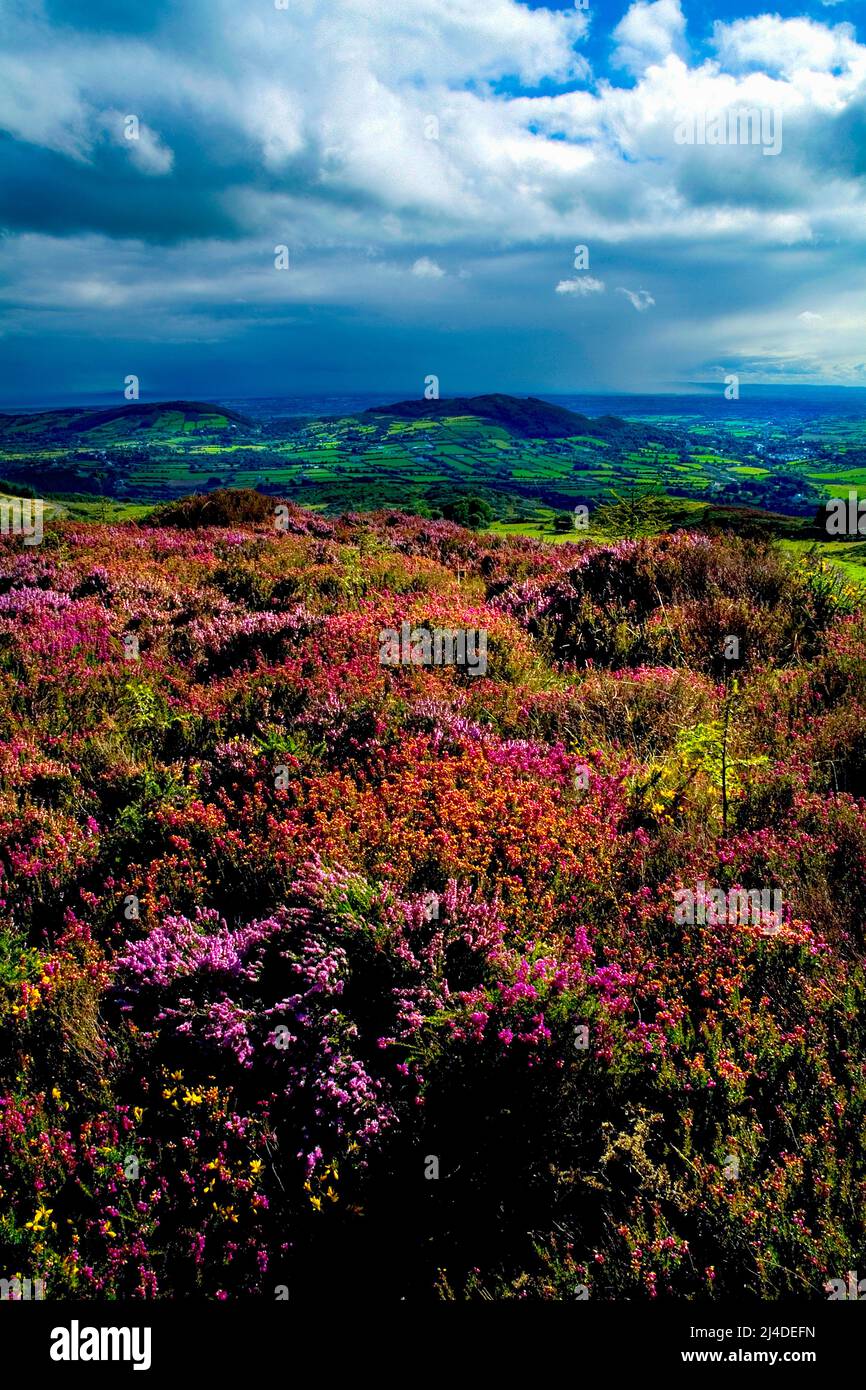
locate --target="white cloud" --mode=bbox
[617,287,655,311]
[0,53,92,160]
[244,86,305,170]
[555,277,605,295]
[713,15,862,78]
[798,311,824,323]
[411,257,446,278]
[316,0,589,87]
[2,0,865,255]
[612,0,687,77]
[101,113,174,176]
[4,1,866,385]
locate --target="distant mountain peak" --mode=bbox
[363,393,593,439]
[0,399,252,437]
[362,393,676,443]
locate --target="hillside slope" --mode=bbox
[0,507,864,1301]
[0,399,252,440]
[364,392,678,444]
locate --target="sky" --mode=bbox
[1,0,865,403]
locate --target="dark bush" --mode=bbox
[145,488,277,528]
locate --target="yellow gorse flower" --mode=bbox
[25,1204,53,1232]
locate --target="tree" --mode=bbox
[0,479,38,499]
[441,495,494,529]
[593,480,669,539]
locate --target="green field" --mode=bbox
[3,395,865,579]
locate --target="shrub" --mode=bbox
[0,509,864,1300]
[145,489,278,528]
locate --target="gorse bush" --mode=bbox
[145,488,277,529]
[0,512,864,1301]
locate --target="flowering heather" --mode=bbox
[0,511,865,1300]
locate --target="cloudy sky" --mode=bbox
[1,0,865,402]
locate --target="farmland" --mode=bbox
[2,393,858,535]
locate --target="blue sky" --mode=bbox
[0,0,864,402]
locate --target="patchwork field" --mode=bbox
[3,392,866,576]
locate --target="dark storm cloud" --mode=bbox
[0,134,245,241]
[41,0,176,36]
[1,0,866,397]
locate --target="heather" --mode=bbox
[0,509,865,1300]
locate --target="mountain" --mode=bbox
[0,400,252,440]
[363,393,678,444]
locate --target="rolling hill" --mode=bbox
[363,393,679,445]
[0,400,252,441]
